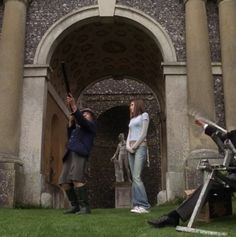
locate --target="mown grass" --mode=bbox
[0,203,236,237]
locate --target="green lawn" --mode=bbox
[0,204,236,237]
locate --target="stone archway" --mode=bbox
[90,105,129,208]
[88,102,160,208]
[80,78,161,208]
[34,5,176,64]
[22,4,187,207]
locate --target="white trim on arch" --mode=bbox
[34,5,177,64]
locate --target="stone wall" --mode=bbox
[116,0,220,62]
[214,75,225,127]
[207,1,221,62]
[117,0,185,61]
[23,0,220,63]
[25,0,97,63]
[0,1,222,63]
[19,0,225,127]
[0,0,225,207]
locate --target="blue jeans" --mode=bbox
[128,146,150,209]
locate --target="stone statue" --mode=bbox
[111,133,131,183]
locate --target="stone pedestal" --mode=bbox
[115,182,131,208]
[0,160,23,207]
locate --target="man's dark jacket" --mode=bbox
[63,109,96,161]
[205,124,236,146]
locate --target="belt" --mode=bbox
[129,141,147,146]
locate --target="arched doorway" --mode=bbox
[82,78,161,207]
[32,5,182,207]
[89,106,160,208]
[90,105,129,208]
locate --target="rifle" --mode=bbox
[61,62,71,95]
[61,62,73,112]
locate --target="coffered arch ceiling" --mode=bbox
[50,17,163,101]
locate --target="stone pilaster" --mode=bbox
[184,0,216,160]
[162,63,189,200]
[218,0,236,130]
[0,0,28,207]
[19,65,50,206]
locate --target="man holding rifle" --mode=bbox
[58,93,96,215]
[148,119,236,228]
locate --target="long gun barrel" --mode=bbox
[61,62,71,95]
[61,62,73,112]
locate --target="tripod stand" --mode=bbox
[176,139,236,236]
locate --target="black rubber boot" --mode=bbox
[74,186,91,214]
[63,187,80,214]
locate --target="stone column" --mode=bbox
[163,63,189,201]
[0,0,28,207]
[218,0,236,131]
[185,0,216,158]
[19,65,50,206]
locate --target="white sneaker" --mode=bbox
[130,206,139,213]
[131,206,150,214]
[137,206,149,214]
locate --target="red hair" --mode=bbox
[130,99,145,118]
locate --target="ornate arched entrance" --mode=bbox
[22,4,188,207]
[82,79,161,207]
